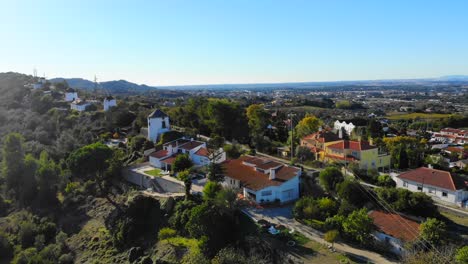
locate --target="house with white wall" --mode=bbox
[395,167,468,207]
[70,100,92,112]
[103,96,117,111]
[333,120,355,136]
[369,211,420,255]
[149,138,226,170]
[64,88,79,102]
[147,109,171,142]
[222,155,301,204]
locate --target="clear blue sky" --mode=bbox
[1,0,468,86]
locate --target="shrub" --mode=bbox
[158,228,177,240]
[0,232,12,259]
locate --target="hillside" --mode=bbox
[50,77,186,97]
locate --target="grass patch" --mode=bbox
[386,112,453,120]
[145,168,163,177]
[163,236,201,254]
[291,231,311,246]
[441,211,468,227]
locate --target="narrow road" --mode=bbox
[243,207,398,264]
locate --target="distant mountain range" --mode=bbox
[49,78,158,94]
[46,74,468,92]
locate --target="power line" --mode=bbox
[349,172,451,263]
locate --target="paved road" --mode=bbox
[243,206,398,264]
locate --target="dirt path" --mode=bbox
[243,207,398,264]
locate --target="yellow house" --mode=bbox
[324,140,391,170]
[300,131,342,160]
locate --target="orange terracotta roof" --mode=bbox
[445,147,464,153]
[194,147,209,157]
[369,211,420,242]
[325,154,358,162]
[327,140,377,151]
[397,167,459,191]
[222,156,300,191]
[160,155,178,165]
[150,150,169,159]
[179,141,204,150]
[303,131,340,143]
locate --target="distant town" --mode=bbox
[0,71,467,264]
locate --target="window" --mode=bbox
[403,181,408,187]
[162,120,166,128]
[261,190,272,196]
[442,192,448,197]
[417,186,423,191]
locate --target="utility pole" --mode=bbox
[288,113,296,161]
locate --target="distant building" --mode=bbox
[64,88,79,102]
[147,109,171,142]
[222,155,301,204]
[300,130,341,160]
[431,128,468,145]
[103,96,117,111]
[324,140,391,170]
[149,138,226,170]
[369,211,420,255]
[455,159,468,169]
[333,120,355,136]
[395,167,468,207]
[70,100,91,112]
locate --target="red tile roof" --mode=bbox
[194,147,209,157]
[325,154,359,162]
[179,141,204,150]
[369,211,420,242]
[445,147,464,153]
[150,150,169,159]
[222,156,300,191]
[160,155,177,165]
[327,140,377,151]
[303,131,340,143]
[397,167,460,191]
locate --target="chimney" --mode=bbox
[319,126,322,132]
[369,137,373,145]
[428,164,433,169]
[269,168,276,180]
[191,138,194,142]
[338,129,343,139]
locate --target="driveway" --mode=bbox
[243,206,398,264]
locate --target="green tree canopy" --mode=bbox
[203,181,222,201]
[455,246,468,264]
[178,170,192,199]
[172,154,193,173]
[419,218,447,246]
[319,167,344,192]
[294,115,322,139]
[342,208,374,245]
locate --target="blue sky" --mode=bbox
[1,0,467,85]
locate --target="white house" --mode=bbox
[395,167,468,207]
[222,155,301,204]
[333,120,355,136]
[149,138,226,171]
[369,211,420,255]
[64,88,79,102]
[70,100,92,112]
[148,109,171,142]
[103,96,117,111]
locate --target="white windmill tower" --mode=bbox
[95,75,117,111]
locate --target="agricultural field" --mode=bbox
[386,112,454,120]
